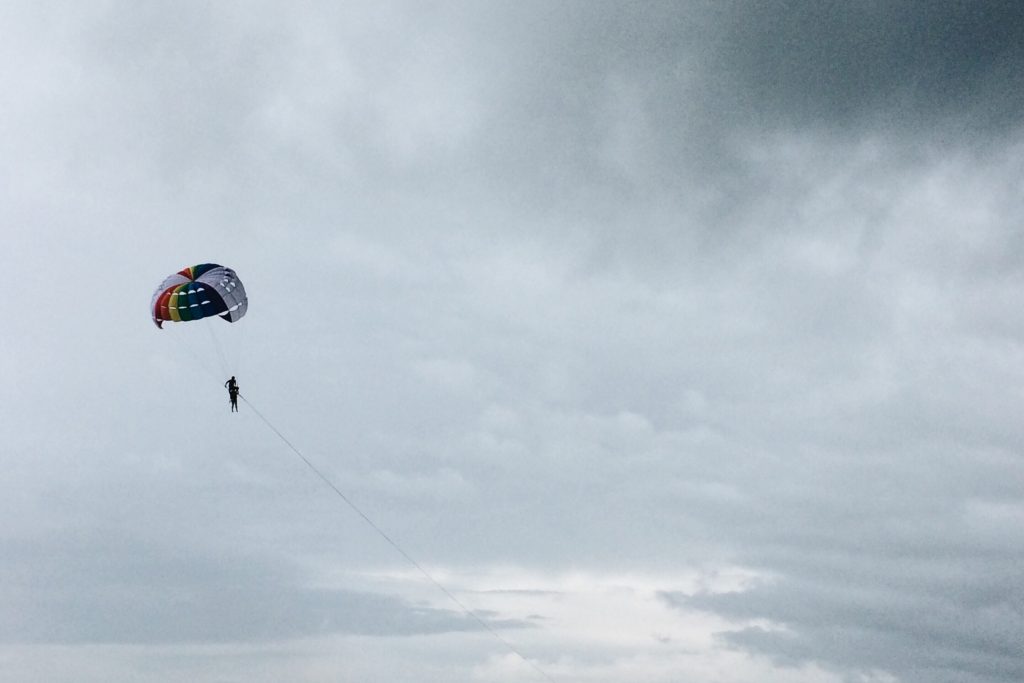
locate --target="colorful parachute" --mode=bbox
[151,264,248,328]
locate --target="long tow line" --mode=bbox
[238,393,557,683]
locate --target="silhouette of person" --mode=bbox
[225,376,240,412]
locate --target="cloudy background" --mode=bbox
[3,1,1024,681]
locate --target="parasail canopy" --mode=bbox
[151,263,247,328]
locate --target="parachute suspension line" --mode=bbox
[204,319,232,378]
[238,394,557,683]
[234,313,248,380]
[170,327,222,383]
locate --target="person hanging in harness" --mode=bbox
[225,376,240,412]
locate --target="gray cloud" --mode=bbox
[3,2,1024,681]
[0,531,527,645]
[718,0,1024,132]
[665,547,1024,683]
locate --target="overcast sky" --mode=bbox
[3,2,1024,682]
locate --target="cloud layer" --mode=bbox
[2,2,1023,682]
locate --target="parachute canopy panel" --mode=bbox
[151,263,248,328]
